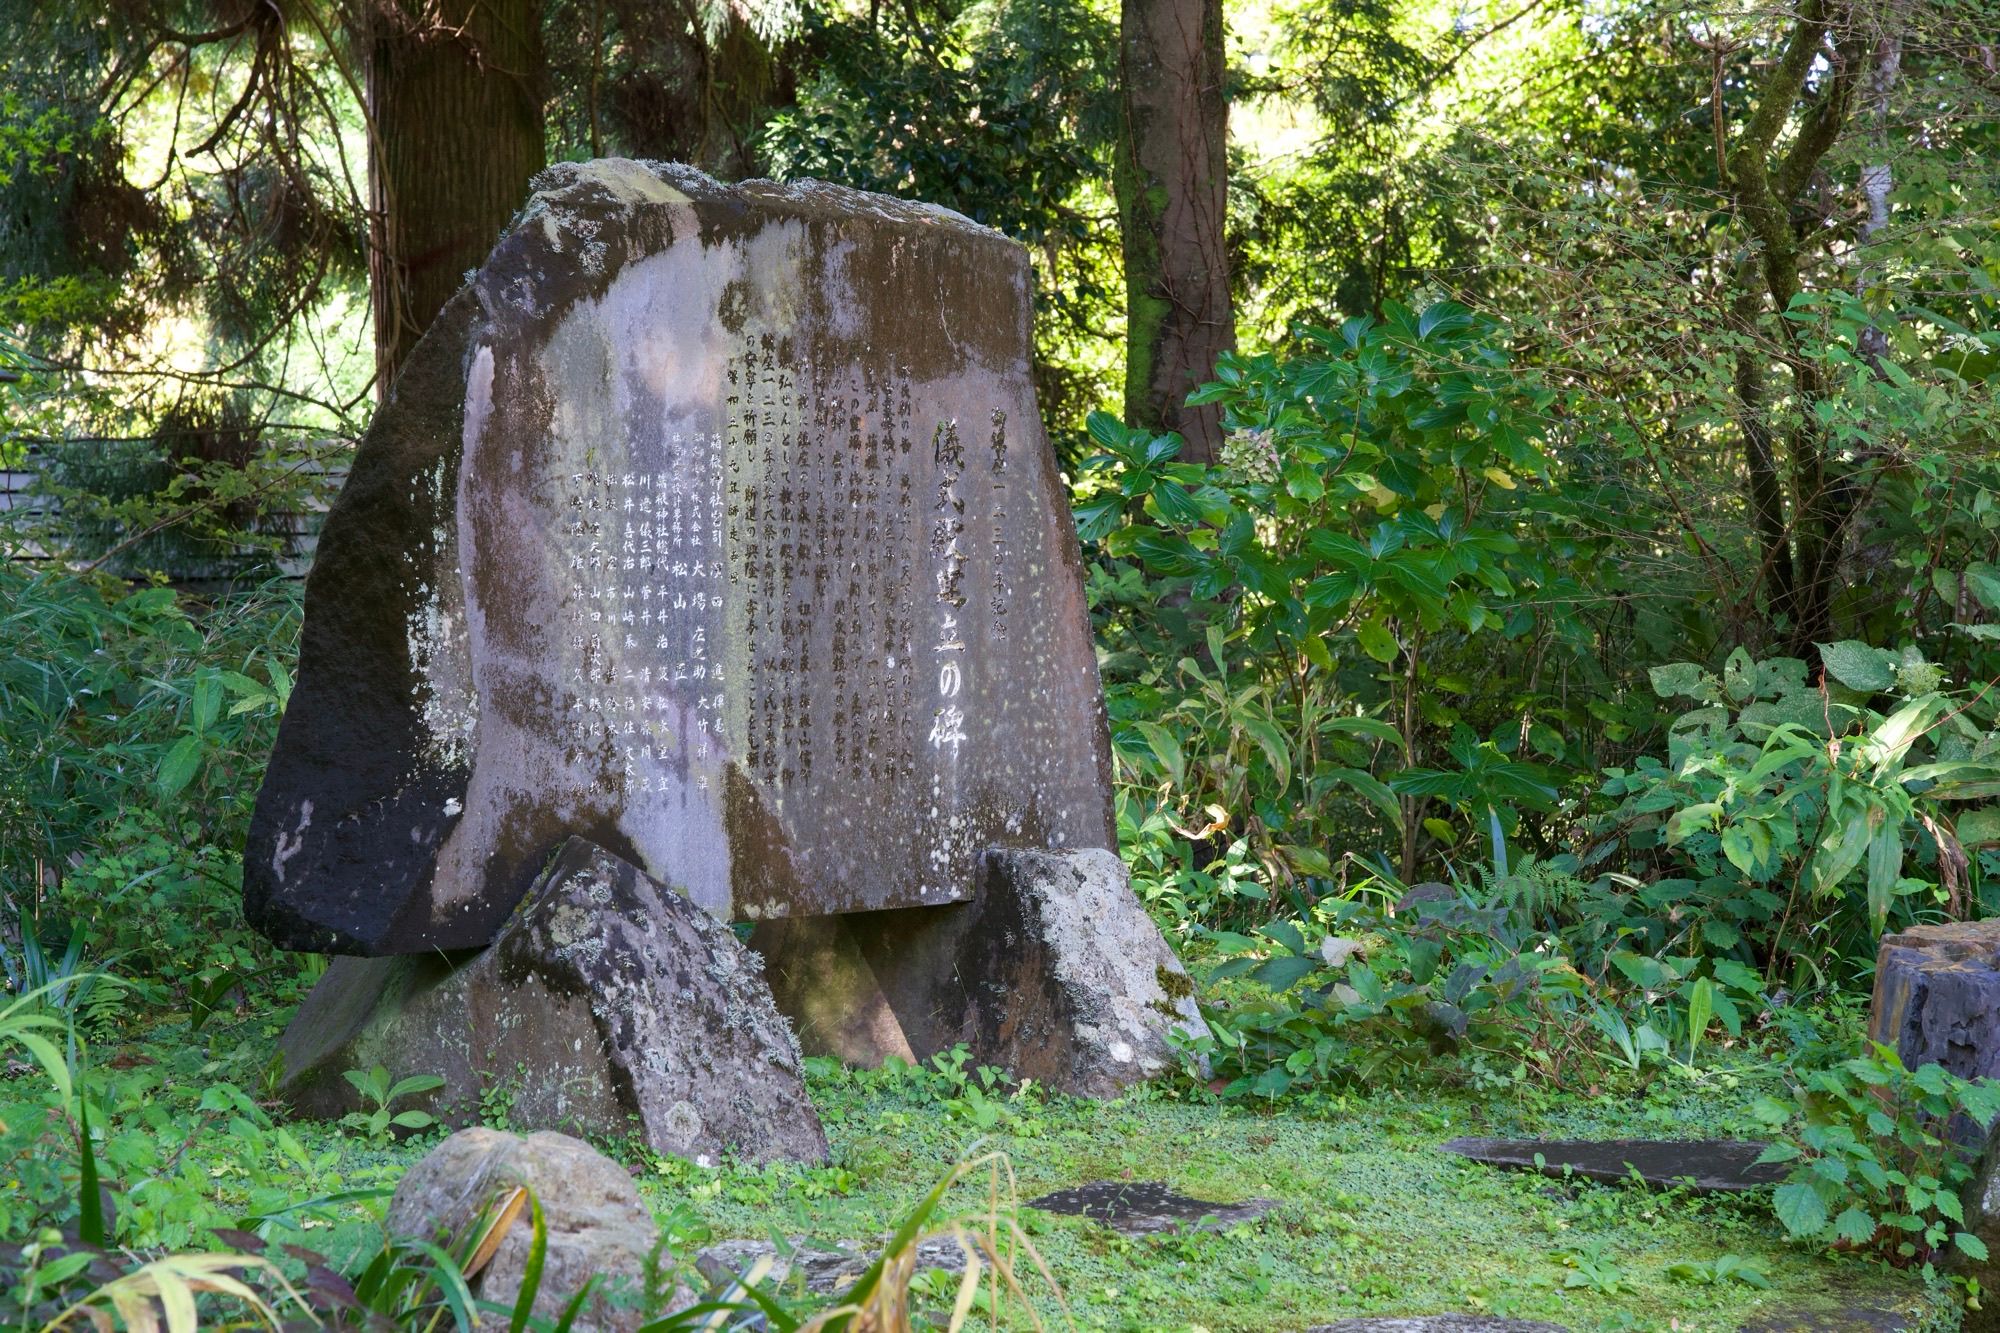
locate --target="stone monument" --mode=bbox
[245,161,1200,1160]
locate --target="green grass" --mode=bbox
[6,1010,1955,1333]
[626,1060,1951,1332]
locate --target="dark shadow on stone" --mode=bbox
[1025,1181,1275,1237]
[756,847,1199,1097]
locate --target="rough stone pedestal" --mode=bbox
[280,838,826,1165]
[1868,920,2000,1327]
[1871,920,2000,1091]
[754,847,1202,1096]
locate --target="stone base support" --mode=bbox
[278,837,827,1165]
[755,846,1202,1096]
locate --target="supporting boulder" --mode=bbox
[756,846,1202,1096]
[279,837,828,1165]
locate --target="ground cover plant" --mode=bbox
[0,997,1963,1332]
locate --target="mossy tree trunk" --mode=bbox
[365,0,547,398]
[1115,0,1232,463]
[1726,0,1869,653]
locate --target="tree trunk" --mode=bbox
[1722,0,1865,654]
[366,0,546,398]
[1115,0,1232,463]
[1730,275,1796,628]
[1855,33,1901,364]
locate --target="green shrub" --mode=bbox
[1184,883,1604,1097]
[1587,642,2000,984]
[1082,300,1590,910]
[0,566,301,1008]
[1756,1043,2000,1273]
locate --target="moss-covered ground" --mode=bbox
[636,1058,1950,1332]
[24,1009,1951,1333]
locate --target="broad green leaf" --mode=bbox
[1610,951,1669,991]
[9,1029,72,1108]
[1242,717,1293,793]
[191,673,221,734]
[1648,662,1706,698]
[1832,1207,1877,1246]
[1250,955,1319,993]
[1865,816,1903,931]
[1966,561,2000,612]
[1148,481,1204,527]
[1327,767,1404,830]
[1284,464,1325,501]
[1952,807,2000,848]
[387,1073,447,1101]
[1307,530,1376,568]
[1868,695,1943,773]
[1261,920,1307,957]
[1712,959,1765,995]
[1723,646,1756,703]
[1772,1182,1829,1238]
[1072,496,1125,542]
[1818,640,1897,693]
[1667,802,1722,844]
[1814,810,1874,892]
[1357,619,1399,664]
[1134,721,1186,788]
[1416,301,1474,339]
[1084,409,1129,450]
[1321,716,1407,749]
[156,734,204,798]
[1686,976,1715,1057]
[216,669,266,698]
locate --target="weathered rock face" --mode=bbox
[1869,919,2000,1147]
[280,837,827,1165]
[755,847,1202,1095]
[246,161,1114,955]
[387,1128,666,1332]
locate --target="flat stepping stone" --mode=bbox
[1441,1137,1786,1193]
[1304,1312,1568,1320]
[1025,1180,1277,1235]
[1737,1309,1911,1332]
[695,1236,967,1294]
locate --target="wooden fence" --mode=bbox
[1,444,352,588]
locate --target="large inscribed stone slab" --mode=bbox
[245,161,1113,954]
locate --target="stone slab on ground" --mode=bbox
[245,159,1116,956]
[1304,1312,1568,1320]
[1737,1308,1913,1332]
[281,837,826,1164]
[387,1128,666,1333]
[1440,1137,1786,1193]
[1024,1180,1276,1236]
